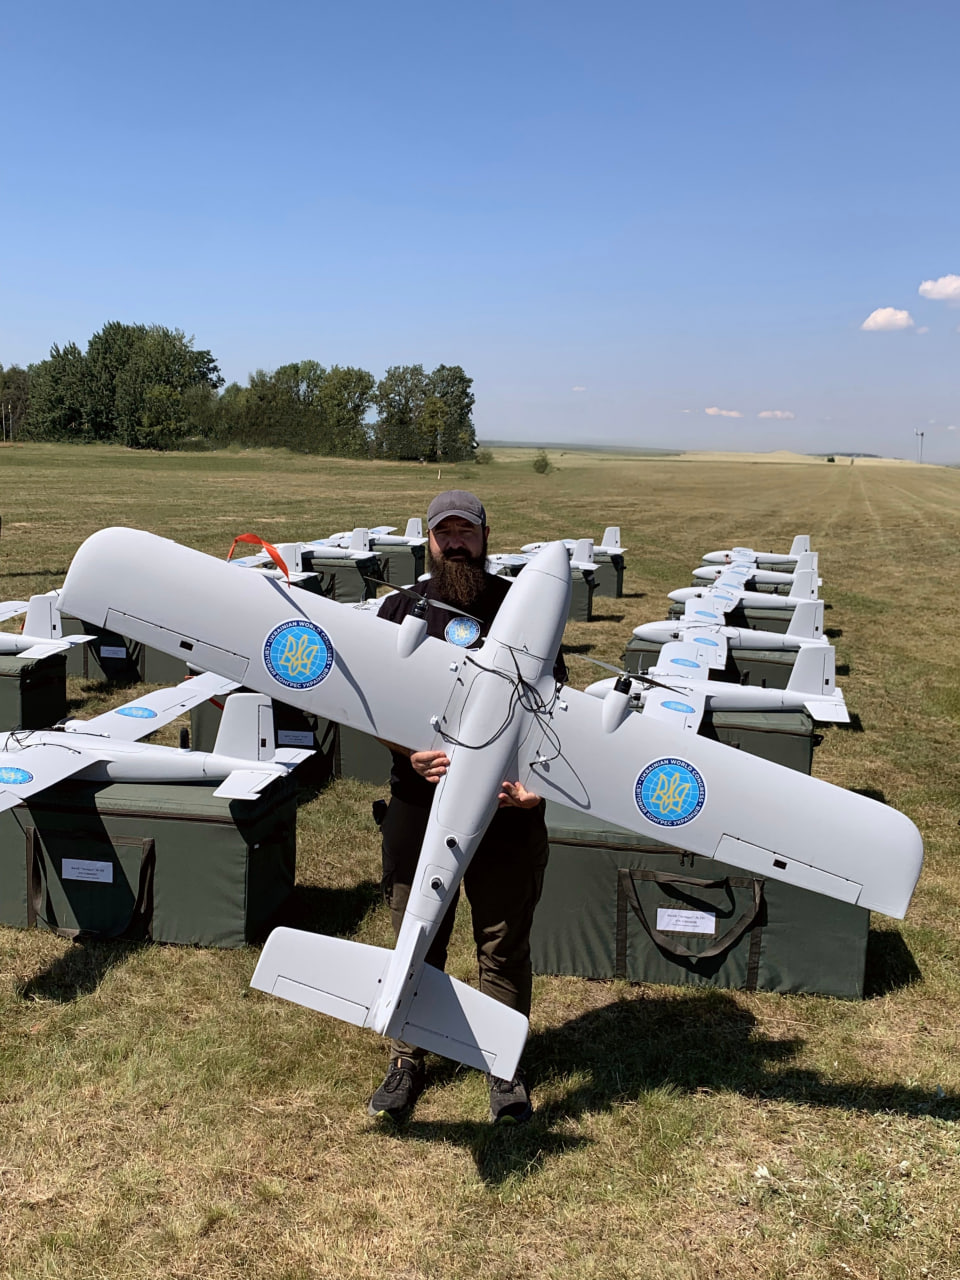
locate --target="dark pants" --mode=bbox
[380,795,550,1060]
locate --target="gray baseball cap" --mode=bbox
[427,489,487,530]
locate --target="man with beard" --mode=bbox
[368,489,566,1125]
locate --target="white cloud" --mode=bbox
[705,406,742,418]
[571,385,586,392]
[758,409,795,420]
[861,307,914,331]
[918,273,960,302]
[917,326,930,334]
[947,425,957,432]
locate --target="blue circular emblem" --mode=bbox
[116,706,158,720]
[0,766,34,786]
[663,701,696,714]
[444,616,482,648]
[695,610,718,619]
[671,657,701,668]
[634,757,706,827]
[695,637,720,647]
[263,619,334,690]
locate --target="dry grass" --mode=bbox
[1,444,960,1279]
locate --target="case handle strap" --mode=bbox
[26,828,156,941]
[617,867,763,963]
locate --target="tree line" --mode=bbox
[0,322,477,460]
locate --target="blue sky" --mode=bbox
[3,1,958,460]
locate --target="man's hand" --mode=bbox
[498,779,541,809]
[410,749,450,783]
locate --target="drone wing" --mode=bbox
[675,626,728,669]
[0,740,111,814]
[640,685,706,732]
[648,640,715,682]
[522,685,921,918]
[0,601,30,623]
[71,671,240,743]
[59,529,467,753]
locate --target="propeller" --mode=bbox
[362,578,484,626]
[573,653,685,695]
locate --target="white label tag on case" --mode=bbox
[656,907,716,935]
[62,858,114,884]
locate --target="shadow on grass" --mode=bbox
[19,938,147,1003]
[851,786,887,803]
[285,880,382,937]
[590,612,625,624]
[561,643,597,656]
[2,567,69,578]
[824,627,843,639]
[864,929,922,996]
[394,982,950,1185]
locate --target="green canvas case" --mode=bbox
[592,554,625,598]
[569,571,597,622]
[300,553,382,603]
[531,806,869,998]
[0,780,297,946]
[378,545,425,586]
[0,652,67,729]
[335,724,393,785]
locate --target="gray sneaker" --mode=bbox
[488,1072,533,1124]
[368,1056,426,1120]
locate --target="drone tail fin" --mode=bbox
[789,535,811,556]
[251,928,528,1078]
[403,516,423,539]
[213,693,275,761]
[600,526,621,549]
[786,599,824,640]
[791,569,819,599]
[571,537,594,565]
[23,591,59,640]
[787,644,837,697]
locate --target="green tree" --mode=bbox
[319,365,375,456]
[112,325,224,448]
[0,364,31,439]
[373,364,428,459]
[24,342,90,441]
[427,364,476,460]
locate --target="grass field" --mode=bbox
[1,443,959,1279]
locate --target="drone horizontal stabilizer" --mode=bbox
[252,928,389,1025]
[213,768,285,800]
[802,699,850,724]
[0,601,30,623]
[252,927,528,1077]
[272,747,314,766]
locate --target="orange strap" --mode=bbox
[226,533,291,584]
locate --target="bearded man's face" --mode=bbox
[427,517,489,607]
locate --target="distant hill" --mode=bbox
[478,439,680,456]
